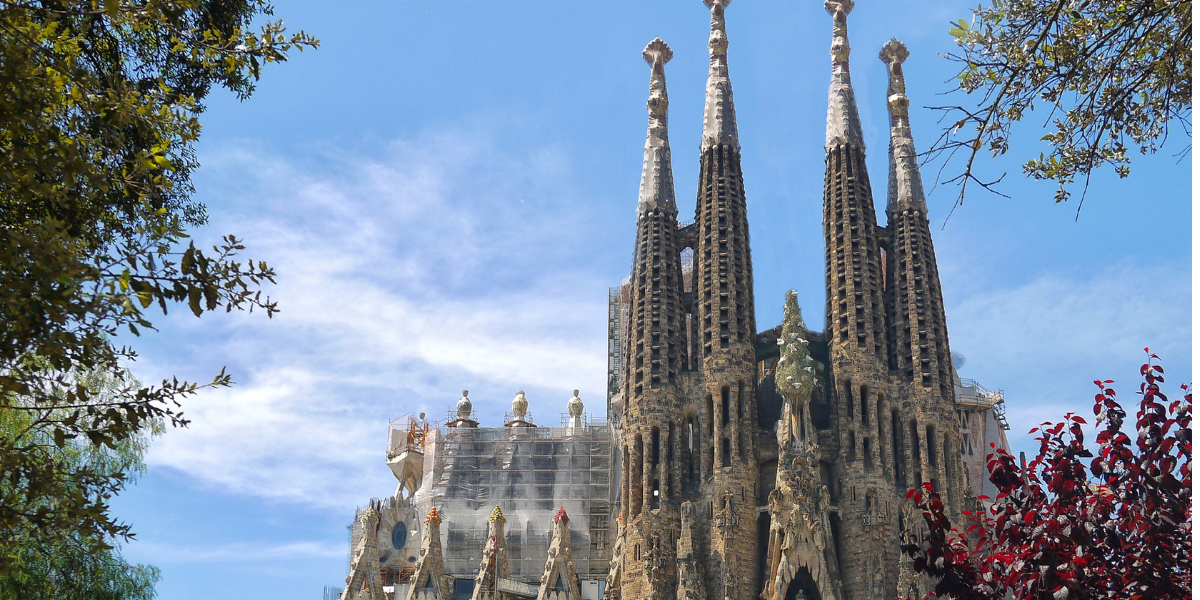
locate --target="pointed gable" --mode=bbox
[536,508,582,600]
[471,506,511,600]
[406,508,450,600]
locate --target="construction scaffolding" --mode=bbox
[412,421,617,584]
[954,377,1012,499]
[606,283,630,416]
[954,378,1009,430]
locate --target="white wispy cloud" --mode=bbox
[136,128,1190,512]
[140,129,612,509]
[131,539,346,563]
[944,261,1191,445]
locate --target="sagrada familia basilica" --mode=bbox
[335,2,1011,600]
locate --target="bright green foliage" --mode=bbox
[0,0,316,576]
[932,0,1190,212]
[1,371,161,600]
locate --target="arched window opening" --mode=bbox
[844,380,854,421]
[651,427,661,468]
[892,409,904,492]
[909,420,921,485]
[632,434,644,516]
[926,424,938,468]
[721,386,731,426]
[859,385,869,426]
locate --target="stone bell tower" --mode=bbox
[821,2,901,599]
[618,36,687,600]
[880,38,966,518]
[691,3,759,600]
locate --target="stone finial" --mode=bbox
[489,505,506,525]
[704,0,730,58]
[824,0,864,150]
[824,0,854,13]
[637,38,677,214]
[456,390,473,419]
[643,38,672,123]
[642,37,673,68]
[426,507,442,526]
[553,506,570,525]
[512,390,528,419]
[879,37,909,67]
[567,390,584,417]
[700,0,739,151]
[879,38,911,119]
[878,38,926,213]
[825,0,854,62]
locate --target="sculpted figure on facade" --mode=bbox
[763,292,841,600]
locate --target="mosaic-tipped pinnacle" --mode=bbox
[553,506,570,524]
[879,38,910,64]
[642,38,673,66]
[702,0,730,9]
[824,0,854,17]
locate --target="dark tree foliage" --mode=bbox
[0,370,161,599]
[901,351,1191,599]
[0,0,316,577]
[930,0,1191,216]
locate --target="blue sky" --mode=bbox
[110,1,1192,598]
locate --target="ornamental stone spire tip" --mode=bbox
[638,38,677,214]
[879,38,926,212]
[825,0,864,150]
[701,0,739,151]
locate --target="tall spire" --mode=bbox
[638,38,676,213]
[825,0,864,150]
[701,0,738,151]
[692,5,759,600]
[880,39,926,213]
[618,37,687,600]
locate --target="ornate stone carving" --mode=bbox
[824,0,863,149]
[701,0,738,151]
[471,507,511,600]
[762,291,841,600]
[638,38,675,213]
[536,508,582,600]
[675,502,705,600]
[341,502,386,600]
[879,38,925,214]
[406,508,451,600]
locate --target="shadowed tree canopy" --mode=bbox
[0,0,316,577]
[929,0,1191,216]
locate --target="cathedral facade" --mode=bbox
[336,2,1010,600]
[605,2,1003,600]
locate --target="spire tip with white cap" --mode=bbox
[701,0,739,151]
[637,38,677,214]
[824,0,864,150]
